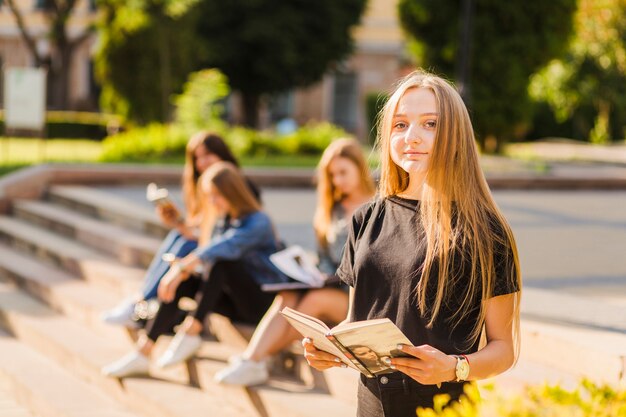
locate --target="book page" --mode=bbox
[146,182,170,204]
[261,282,316,292]
[331,319,413,376]
[280,308,358,371]
[270,246,325,287]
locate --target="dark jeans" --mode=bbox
[357,372,468,417]
[145,260,274,341]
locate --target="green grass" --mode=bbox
[0,137,102,165]
[0,137,330,177]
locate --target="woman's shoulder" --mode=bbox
[239,210,271,228]
[349,198,384,229]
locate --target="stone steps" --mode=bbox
[0,216,143,296]
[0,243,131,341]
[0,329,138,417]
[48,186,168,239]
[0,282,251,417]
[13,199,161,269]
[0,382,38,417]
[0,281,357,417]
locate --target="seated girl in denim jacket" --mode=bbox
[103,162,285,378]
[101,132,259,328]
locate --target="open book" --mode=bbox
[280,307,413,378]
[146,183,174,206]
[264,246,326,291]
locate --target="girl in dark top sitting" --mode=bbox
[214,138,375,386]
[303,70,522,417]
[103,162,282,378]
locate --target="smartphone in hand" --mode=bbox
[146,183,184,224]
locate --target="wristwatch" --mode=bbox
[453,355,470,382]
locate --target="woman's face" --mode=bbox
[206,184,230,216]
[328,156,361,197]
[390,88,438,176]
[194,145,222,174]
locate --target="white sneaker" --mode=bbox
[155,333,202,368]
[214,359,269,386]
[102,351,150,378]
[101,301,139,328]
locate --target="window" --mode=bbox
[34,0,53,10]
[269,91,294,124]
[331,72,358,132]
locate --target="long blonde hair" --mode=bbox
[198,162,261,245]
[377,70,521,356]
[313,138,375,248]
[182,131,239,221]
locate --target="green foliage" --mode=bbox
[94,0,203,124]
[365,92,389,145]
[100,123,188,162]
[194,0,367,126]
[101,70,347,162]
[100,122,348,162]
[218,122,348,158]
[172,69,229,134]
[398,0,578,152]
[529,0,626,142]
[416,379,626,417]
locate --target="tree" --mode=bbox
[94,0,201,123]
[194,0,367,127]
[529,0,626,143]
[398,0,577,152]
[5,0,94,109]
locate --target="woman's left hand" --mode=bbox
[157,267,186,303]
[389,344,457,386]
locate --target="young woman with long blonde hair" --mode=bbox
[103,162,282,377]
[303,70,522,416]
[214,138,375,386]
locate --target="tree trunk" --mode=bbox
[158,19,172,122]
[241,93,260,128]
[56,46,72,109]
[6,0,45,66]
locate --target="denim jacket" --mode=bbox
[192,211,289,285]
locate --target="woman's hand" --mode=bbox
[156,203,181,228]
[389,344,457,385]
[157,266,187,303]
[302,338,347,371]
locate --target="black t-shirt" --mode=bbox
[337,196,519,356]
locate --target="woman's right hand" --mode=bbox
[302,338,347,371]
[156,204,181,228]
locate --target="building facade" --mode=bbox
[259,0,409,141]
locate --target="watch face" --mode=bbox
[457,358,470,380]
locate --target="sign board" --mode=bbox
[3,67,47,131]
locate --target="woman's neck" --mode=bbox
[397,173,426,200]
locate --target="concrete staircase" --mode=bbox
[0,183,623,417]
